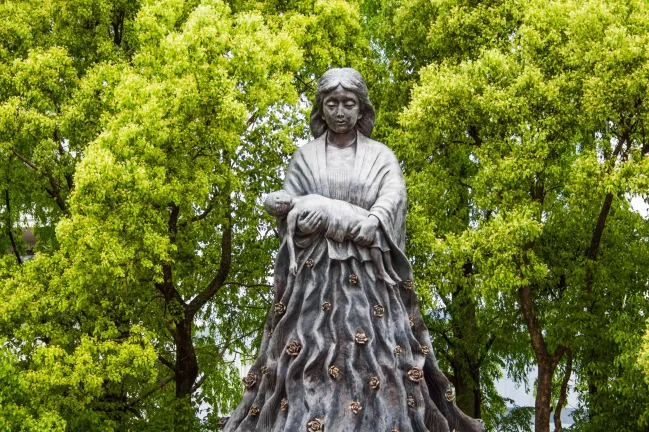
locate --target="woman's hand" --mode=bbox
[351,215,379,246]
[297,210,325,234]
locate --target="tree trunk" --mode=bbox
[451,302,480,418]
[554,349,572,432]
[535,363,554,432]
[473,371,482,419]
[519,285,566,432]
[453,359,479,418]
[173,316,199,432]
[451,260,482,419]
[175,317,198,398]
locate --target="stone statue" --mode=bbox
[224,68,485,432]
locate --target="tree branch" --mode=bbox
[223,281,273,290]
[554,348,573,432]
[187,196,232,318]
[518,285,550,362]
[295,75,315,93]
[4,190,22,265]
[584,127,634,293]
[468,125,482,147]
[168,203,179,239]
[439,329,455,348]
[477,334,496,367]
[12,149,69,213]
[158,354,176,372]
[155,204,186,307]
[11,148,40,172]
[47,178,68,213]
[551,345,567,369]
[127,375,174,407]
[641,120,648,155]
[155,263,186,307]
[586,192,613,263]
[191,374,207,393]
[190,205,213,222]
[12,148,66,190]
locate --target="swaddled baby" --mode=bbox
[264,190,401,285]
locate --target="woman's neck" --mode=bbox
[326,129,357,148]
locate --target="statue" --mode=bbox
[224,68,485,432]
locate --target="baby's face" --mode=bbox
[268,192,292,216]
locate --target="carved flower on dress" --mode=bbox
[322,301,331,312]
[409,316,414,328]
[407,367,424,382]
[268,330,273,338]
[407,395,415,408]
[349,401,362,414]
[306,258,314,268]
[249,406,260,416]
[445,389,455,402]
[421,345,430,356]
[280,398,288,411]
[328,365,339,378]
[307,418,324,431]
[349,273,359,284]
[394,345,402,355]
[369,376,380,390]
[373,304,385,318]
[286,339,302,356]
[274,302,286,315]
[261,366,269,375]
[403,279,413,289]
[242,372,256,388]
[355,332,368,344]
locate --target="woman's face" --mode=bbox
[322,85,361,134]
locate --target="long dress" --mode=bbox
[224,132,484,432]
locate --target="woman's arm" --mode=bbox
[367,151,407,249]
[286,209,299,275]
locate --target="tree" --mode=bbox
[4,0,649,430]
[1,0,373,429]
[364,0,532,427]
[396,1,649,431]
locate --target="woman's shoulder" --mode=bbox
[293,134,326,158]
[360,134,399,162]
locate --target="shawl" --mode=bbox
[275,132,412,287]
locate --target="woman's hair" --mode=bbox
[309,68,376,139]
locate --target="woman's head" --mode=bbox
[310,68,375,139]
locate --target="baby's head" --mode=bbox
[264,190,293,217]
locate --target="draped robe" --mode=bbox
[224,133,484,432]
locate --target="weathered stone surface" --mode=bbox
[224,68,484,432]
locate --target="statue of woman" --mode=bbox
[224,68,484,432]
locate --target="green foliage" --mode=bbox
[492,406,534,432]
[0,0,375,429]
[3,0,649,430]
[393,0,649,430]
